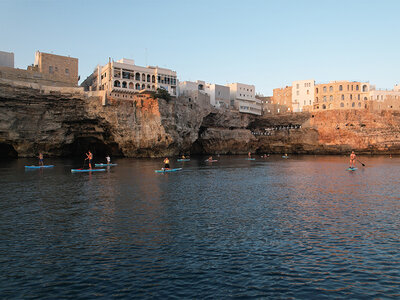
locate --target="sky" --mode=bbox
[1,0,400,95]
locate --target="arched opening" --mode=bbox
[358,102,361,107]
[129,82,134,89]
[151,85,155,90]
[198,84,204,90]
[340,102,344,107]
[364,97,368,101]
[63,137,122,158]
[142,84,146,90]
[135,72,140,81]
[0,143,18,159]
[352,102,355,107]
[329,86,333,92]
[323,86,327,93]
[122,81,127,88]
[135,83,140,90]
[316,88,318,93]
[152,75,155,83]
[341,94,344,100]
[114,80,120,87]
[339,85,343,91]
[142,74,146,81]
[147,74,151,82]
[322,104,326,109]
[147,84,150,89]
[362,85,368,92]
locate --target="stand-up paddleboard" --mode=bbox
[177,159,190,162]
[205,160,218,162]
[25,165,54,169]
[155,168,182,173]
[282,156,289,159]
[347,167,357,171]
[71,168,106,173]
[94,163,118,167]
[245,158,255,160]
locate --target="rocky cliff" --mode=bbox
[1,79,400,158]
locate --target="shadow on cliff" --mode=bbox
[0,143,18,159]
[61,137,122,158]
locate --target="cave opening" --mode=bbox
[63,137,123,158]
[0,143,18,159]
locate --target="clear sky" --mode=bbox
[1,0,399,95]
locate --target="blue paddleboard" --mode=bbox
[245,158,255,160]
[177,159,190,162]
[347,167,357,171]
[94,163,118,167]
[205,160,218,162]
[282,156,289,159]
[71,168,106,173]
[155,168,182,173]
[25,165,54,169]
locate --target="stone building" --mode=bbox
[313,81,370,111]
[83,58,178,99]
[272,86,292,112]
[0,51,14,68]
[29,51,79,86]
[369,84,400,111]
[227,82,261,115]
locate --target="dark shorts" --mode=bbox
[164,164,170,168]
[89,159,92,164]
[39,159,43,162]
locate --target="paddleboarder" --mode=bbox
[248,152,252,158]
[349,151,356,168]
[207,156,213,162]
[163,157,170,170]
[38,153,44,166]
[106,155,111,164]
[85,150,93,169]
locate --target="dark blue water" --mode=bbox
[0,156,399,299]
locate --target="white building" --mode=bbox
[178,80,206,96]
[92,58,178,97]
[205,83,230,108]
[226,82,261,115]
[369,84,400,102]
[0,51,14,68]
[292,79,315,112]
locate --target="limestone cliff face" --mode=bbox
[2,79,400,158]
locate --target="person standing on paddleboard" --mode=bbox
[106,155,111,164]
[349,151,356,168]
[248,152,252,158]
[85,150,93,169]
[163,157,170,170]
[38,153,44,166]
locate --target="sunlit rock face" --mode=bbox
[2,79,400,158]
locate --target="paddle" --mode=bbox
[81,159,86,170]
[357,159,365,167]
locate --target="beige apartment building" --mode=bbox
[369,84,400,111]
[313,81,370,111]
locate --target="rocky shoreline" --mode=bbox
[1,79,400,158]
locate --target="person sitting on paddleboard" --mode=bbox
[181,155,186,159]
[349,151,356,168]
[207,156,213,162]
[85,150,93,169]
[106,155,111,164]
[38,153,44,166]
[163,157,170,170]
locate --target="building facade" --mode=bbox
[0,51,14,68]
[179,80,206,96]
[292,79,315,112]
[272,86,292,112]
[227,82,261,115]
[369,84,400,111]
[313,81,370,111]
[205,83,230,108]
[87,58,178,98]
[32,51,78,86]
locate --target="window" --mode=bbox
[352,102,355,107]
[135,72,140,81]
[339,85,343,91]
[307,90,309,95]
[296,91,299,96]
[129,82,134,89]
[340,102,344,107]
[358,95,360,100]
[135,83,140,90]
[358,102,361,107]
[351,85,353,91]
[329,86,333,92]
[356,85,359,91]
[347,85,349,91]
[323,96,327,102]
[296,84,299,89]
[350,94,352,100]
[65,68,69,75]
[341,94,344,100]
[114,80,120,87]
[323,86,327,92]
[316,88,318,93]
[49,66,53,74]
[329,95,333,101]
[142,74,146,81]
[147,74,151,82]
[122,81,127,88]
[322,104,326,109]
[152,75,155,83]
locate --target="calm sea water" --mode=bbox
[0,155,399,299]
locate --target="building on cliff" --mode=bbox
[179,80,230,109]
[226,82,261,115]
[369,84,400,111]
[0,51,14,68]
[272,86,292,113]
[313,81,370,111]
[0,51,79,87]
[82,58,178,99]
[292,79,315,112]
